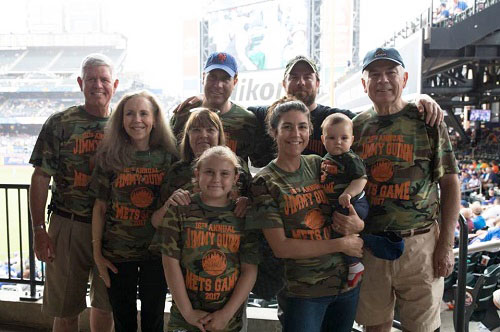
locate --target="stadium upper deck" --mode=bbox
[1,46,126,75]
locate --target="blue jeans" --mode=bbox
[107,259,168,332]
[283,286,360,332]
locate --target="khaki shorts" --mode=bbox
[356,223,443,332]
[42,213,112,318]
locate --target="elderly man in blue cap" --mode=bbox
[352,47,460,332]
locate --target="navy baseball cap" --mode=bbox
[361,232,404,260]
[362,47,405,72]
[204,52,238,77]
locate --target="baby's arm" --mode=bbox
[339,177,368,208]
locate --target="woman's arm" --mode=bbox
[263,227,363,259]
[162,255,208,332]
[151,189,191,228]
[92,199,117,288]
[200,263,258,331]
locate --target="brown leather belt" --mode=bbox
[392,224,434,238]
[53,207,92,224]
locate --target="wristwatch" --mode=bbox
[33,224,46,231]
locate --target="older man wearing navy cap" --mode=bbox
[352,47,460,332]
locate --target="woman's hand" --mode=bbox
[233,196,249,218]
[167,189,191,207]
[332,205,364,235]
[93,251,118,288]
[339,234,364,258]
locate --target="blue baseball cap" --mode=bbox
[204,52,238,77]
[361,232,405,260]
[362,47,405,72]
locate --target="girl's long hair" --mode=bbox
[95,90,178,172]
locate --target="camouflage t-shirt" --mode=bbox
[29,105,107,217]
[321,150,367,205]
[352,104,459,233]
[170,102,257,171]
[153,194,259,332]
[247,155,348,298]
[89,148,173,262]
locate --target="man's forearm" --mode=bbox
[438,174,461,246]
[29,167,51,229]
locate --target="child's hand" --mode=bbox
[200,308,232,331]
[339,193,352,209]
[184,309,209,332]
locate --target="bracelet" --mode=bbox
[92,239,101,243]
[33,224,46,231]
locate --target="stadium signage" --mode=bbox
[231,69,284,105]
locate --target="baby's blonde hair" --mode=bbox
[321,113,353,134]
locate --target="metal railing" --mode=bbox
[0,184,44,300]
[0,184,488,331]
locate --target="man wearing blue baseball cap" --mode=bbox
[170,52,257,170]
[352,47,460,332]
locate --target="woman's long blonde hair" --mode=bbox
[96,90,178,172]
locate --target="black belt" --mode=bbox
[392,224,434,238]
[52,207,92,224]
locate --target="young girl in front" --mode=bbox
[154,146,258,332]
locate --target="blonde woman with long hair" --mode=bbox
[90,90,177,332]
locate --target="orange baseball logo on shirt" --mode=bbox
[371,159,394,182]
[130,187,154,208]
[202,249,227,276]
[304,208,325,230]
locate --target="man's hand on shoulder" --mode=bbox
[415,94,444,127]
[173,95,204,114]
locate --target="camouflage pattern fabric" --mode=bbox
[352,104,459,234]
[247,155,349,298]
[159,158,252,206]
[30,105,107,217]
[89,148,173,262]
[170,102,257,172]
[321,150,367,205]
[247,104,356,167]
[152,194,259,332]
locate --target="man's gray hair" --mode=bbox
[80,53,115,78]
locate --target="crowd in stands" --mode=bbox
[0,253,44,288]
[0,98,78,118]
[456,158,500,246]
[0,93,183,165]
[434,0,472,24]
